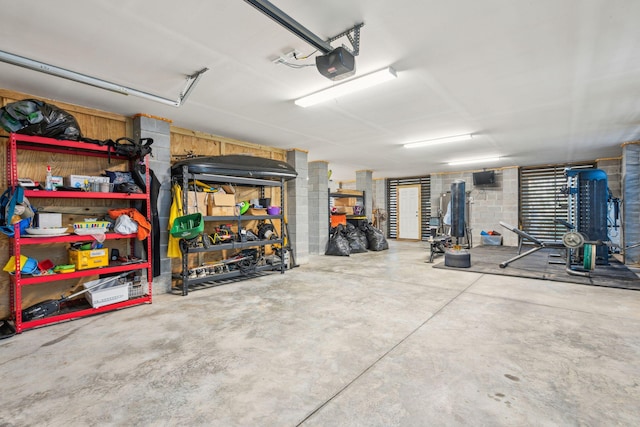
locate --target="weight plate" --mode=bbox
[583,244,596,270]
[562,231,584,248]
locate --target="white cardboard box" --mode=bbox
[37,213,62,228]
[68,175,110,188]
[83,277,129,308]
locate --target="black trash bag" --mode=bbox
[364,223,389,251]
[325,224,350,256]
[0,99,81,140]
[355,224,369,250]
[112,137,154,159]
[345,223,367,253]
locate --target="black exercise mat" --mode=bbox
[433,245,640,290]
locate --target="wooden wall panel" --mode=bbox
[222,143,272,158]
[170,126,286,162]
[0,89,130,140]
[171,132,221,158]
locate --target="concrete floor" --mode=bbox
[1,241,639,426]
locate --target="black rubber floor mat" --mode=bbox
[433,245,640,291]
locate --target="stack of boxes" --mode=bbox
[187,189,236,216]
[206,193,236,216]
[333,197,358,216]
[331,196,364,227]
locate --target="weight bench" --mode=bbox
[426,234,452,263]
[498,222,563,268]
[499,221,590,277]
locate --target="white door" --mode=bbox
[398,185,421,240]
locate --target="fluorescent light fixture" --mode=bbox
[404,133,473,149]
[0,49,208,107]
[448,156,501,166]
[295,67,397,107]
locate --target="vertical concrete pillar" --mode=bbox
[356,170,373,222]
[132,115,172,294]
[308,161,329,254]
[286,149,309,265]
[622,143,640,264]
[372,179,388,232]
[430,174,445,218]
[598,158,623,250]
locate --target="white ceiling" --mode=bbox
[1,0,639,181]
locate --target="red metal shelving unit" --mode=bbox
[6,133,153,333]
[24,190,148,200]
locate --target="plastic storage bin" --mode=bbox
[481,235,503,245]
[83,276,129,308]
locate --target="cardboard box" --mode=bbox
[188,192,238,216]
[481,235,503,246]
[247,208,267,216]
[51,176,64,187]
[83,276,129,308]
[67,175,90,188]
[221,184,236,194]
[333,197,358,207]
[208,206,237,216]
[335,189,363,196]
[186,191,208,215]
[69,248,109,270]
[211,193,236,206]
[36,213,62,228]
[334,206,355,215]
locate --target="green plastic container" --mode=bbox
[170,213,204,239]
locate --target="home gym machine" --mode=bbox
[500,168,614,277]
[564,168,610,265]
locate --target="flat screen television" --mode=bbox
[472,170,496,186]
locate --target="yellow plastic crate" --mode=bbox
[69,248,109,270]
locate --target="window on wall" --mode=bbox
[519,162,595,242]
[386,176,431,240]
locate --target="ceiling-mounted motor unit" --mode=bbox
[315,47,355,81]
[244,0,363,80]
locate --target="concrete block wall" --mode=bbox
[133,115,172,294]
[336,177,387,228]
[373,179,388,231]
[597,158,622,198]
[622,144,640,265]
[597,157,623,254]
[286,150,309,265]
[308,161,329,254]
[339,181,356,190]
[356,170,373,222]
[430,167,519,247]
